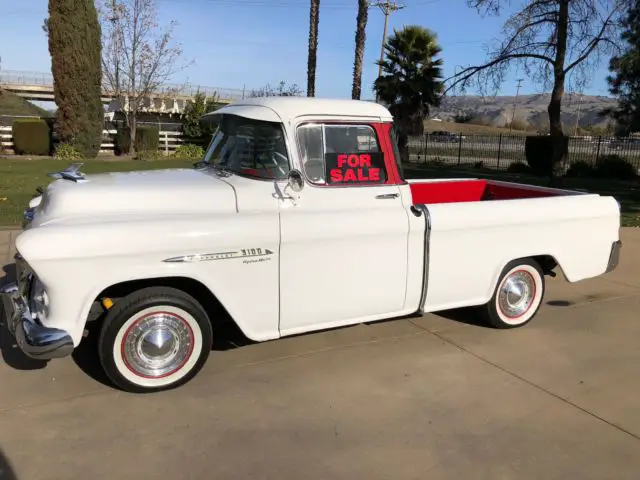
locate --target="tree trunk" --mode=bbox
[548,0,569,184]
[129,96,136,156]
[307,0,320,97]
[351,0,368,100]
[130,120,136,156]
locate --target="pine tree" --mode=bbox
[47,0,104,158]
[606,0,640,134]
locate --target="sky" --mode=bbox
[0,0,616,103]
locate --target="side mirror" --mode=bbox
[287,169,304,193]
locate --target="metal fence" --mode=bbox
[407,133,640,171]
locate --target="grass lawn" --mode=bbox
[0,157,194,226]
[1,157,638,227]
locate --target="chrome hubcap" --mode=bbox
[498,270,536,318]
[123,313,194,378]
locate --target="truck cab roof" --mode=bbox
[202,96,394,124]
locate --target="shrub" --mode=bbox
[54,143,83,161]
[135,125,160,152]
[135,149,164,161]
[506,161,531,174]
[595,155,637,180]
[115,127,131,155]
[524,135,569,176]
[173,144,205,160]
[566,160,595,178]
[425,158,446,167]
[12,119,51,155]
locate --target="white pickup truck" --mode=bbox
[1,97,621,393]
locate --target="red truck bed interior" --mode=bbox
[409,179,566,205]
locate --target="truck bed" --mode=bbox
[408,178,581,205]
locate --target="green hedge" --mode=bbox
[135,126,159,152]
[524,135,569,176]
[114,126,160,155]
[12,119,51,155]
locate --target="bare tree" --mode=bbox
[99,0,190,154]
[249,81,304,98]
[445,0,627,176]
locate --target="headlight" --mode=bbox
[28,275,49,320]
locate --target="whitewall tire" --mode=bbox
[98,286,213,393]
[481,259,545,329]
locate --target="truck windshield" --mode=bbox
[202,114,291,180]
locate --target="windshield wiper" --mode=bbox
[194,160,233,177]
[209,163,234,177]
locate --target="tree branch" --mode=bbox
[563,4,622,73]
[444,52,554,94]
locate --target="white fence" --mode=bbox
[0,125,187,155]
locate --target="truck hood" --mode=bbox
[31,168,237,224]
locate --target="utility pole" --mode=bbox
[573,92,583,136]
[509,78,524,132]
[371,0,405,101]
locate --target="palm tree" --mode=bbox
[373,25,444,157]
[307,0,320,97]
[351,0,369,100]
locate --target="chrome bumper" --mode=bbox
[605,240,622,274]
[0,282,74,359]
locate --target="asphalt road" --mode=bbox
[1,229,640,480]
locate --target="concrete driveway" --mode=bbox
[1,229,639,480]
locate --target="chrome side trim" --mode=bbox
[413,203,431,315]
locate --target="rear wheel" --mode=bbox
[98,287,213,393]
[480,259,545,329]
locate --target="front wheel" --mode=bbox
[98,287,213,393]
[480,259,545,329]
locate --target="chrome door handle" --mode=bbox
[375,193,399,199]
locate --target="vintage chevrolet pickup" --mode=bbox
[1,97,622,393]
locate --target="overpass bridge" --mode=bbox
[0,70,246,114]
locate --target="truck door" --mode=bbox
[278,121,410,335]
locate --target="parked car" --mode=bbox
[1,97,622,393]
[430,130,464,142]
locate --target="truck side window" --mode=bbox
[297,123,387,186]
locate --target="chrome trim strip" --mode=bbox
[163,248,275,263]
[413,203,431,315]
[0,282,74,360]
[605,240,622,274]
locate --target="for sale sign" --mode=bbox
[324,152,385,184]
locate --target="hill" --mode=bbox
[430,93,618,132]
[0,89,50,125]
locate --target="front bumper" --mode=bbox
[0,282,74,360]
[605,240,622,274]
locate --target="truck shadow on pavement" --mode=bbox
[0,263,49,372]
[432,307,488,327]
[0,448,19,480]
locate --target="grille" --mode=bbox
[15,255,33,299]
